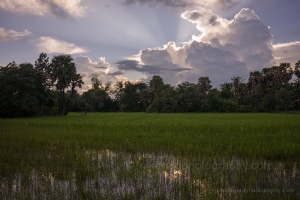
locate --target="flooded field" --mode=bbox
[1,150,299,199]
[1,113,300,199]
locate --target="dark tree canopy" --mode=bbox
[1,57,300,118]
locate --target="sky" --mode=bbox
[1,0,300,90]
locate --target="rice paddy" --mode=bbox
[0,113,299,199]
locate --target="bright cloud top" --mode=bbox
[0,0,86,18]
[36,36,88,54]
[0,27,31,42]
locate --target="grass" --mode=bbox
[0,113,300,199]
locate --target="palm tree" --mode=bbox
[231,76,244,112]
[50,55,77,115]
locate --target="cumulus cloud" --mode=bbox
[118,8,276,87]
[0,27,31,42]
[184,41,248,85]
[74,56,124,91]
[35,36,87,54]
[0,0,86,18]
[273,41,300,67]
[181,8,274,85]
[116,47,191,85]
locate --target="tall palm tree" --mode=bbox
[231,76,244,112]
[50,55,77,115]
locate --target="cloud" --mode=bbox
[116,59,190,74]
[107,71,125,76]
[74,56,124,91]
[121,0,240,11]
[121,0,199,9]
[184,41,248,86]
[116,47,191,85]
[182,8,274,70]
[216,0,238,10]
[0,0,86,18]
[0,27,31,42]
[273,41,300,67]
[35,36,87,54]
[118,8,276,87]
[75,56,112,74]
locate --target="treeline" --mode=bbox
[82,61,300,113]
[1,52,300,117]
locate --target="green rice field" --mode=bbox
[0,113,300,199]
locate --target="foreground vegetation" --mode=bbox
[1,113,299,199]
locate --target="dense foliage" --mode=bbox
[79,61,300,113]
[0,53,83,117]
[1,53,300,117]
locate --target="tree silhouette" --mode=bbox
[50,55,77,115]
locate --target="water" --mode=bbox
[1,150,299,199]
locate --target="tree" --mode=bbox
[82,76,114,112]
[295,60,300,80]
[34,52,56,113]
[147,84,177,113]
[65,72,83,114]
[197,76,212,111]
[231,76,244,112]
[0,62,41,117]
[35,52,52,90]
[50,55,78,115]
[176,82,197,112]
[249,71,262,110]
[275,87,294,112]
[91,76,101,90]
[261,64,293,92]
[149,75,164,96]
[220,82,233,99]
[112,80,148,112]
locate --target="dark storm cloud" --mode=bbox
[116,60,191,74]
[108,71,125,76]
[116,60,140,71]
[95,66,108,69]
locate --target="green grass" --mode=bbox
[0,113,300,199]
